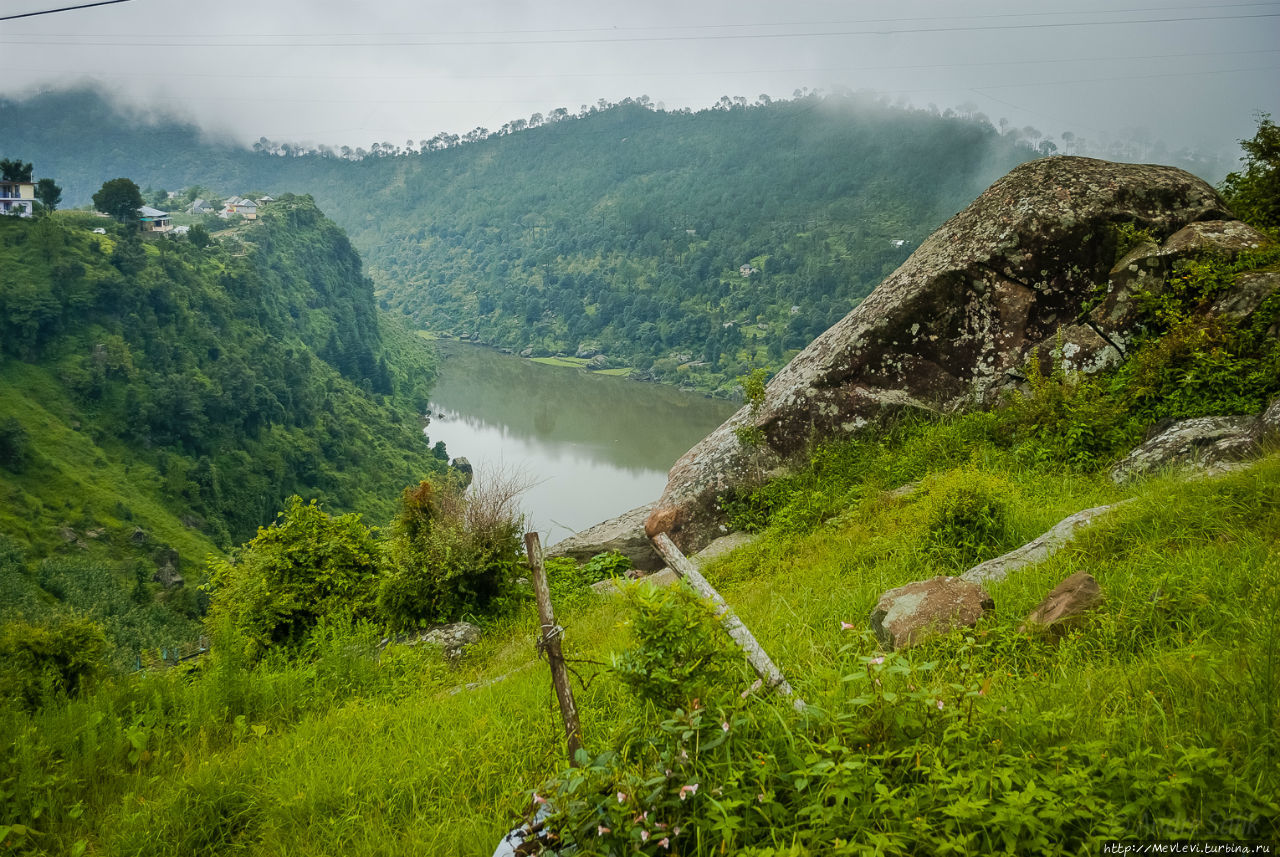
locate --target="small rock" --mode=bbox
[418,622,482,659]
[586,354,609,370]
[152,549,185,589]
[870,576,994,650]
[1018,571,1103,636]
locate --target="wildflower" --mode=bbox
[936,700,944,710]
[674,827,681,836]
[659,837,670,849]
[597,825,611,836]
[617,791,627,804]
[758,793,766,803]
[532,792,546,805]
[722,721,730,732]
[679,783,700,800]
[840,621,856,630]
[641,829,650,842]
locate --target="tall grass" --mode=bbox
[3,449,1277,854]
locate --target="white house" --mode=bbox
[0,179,35,217]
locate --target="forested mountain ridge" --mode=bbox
[0,197,445,656]
[1,87,1233,393]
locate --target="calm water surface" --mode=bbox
[425,342,736,545]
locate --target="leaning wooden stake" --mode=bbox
[525,532,583,766]
[650,532,805,710]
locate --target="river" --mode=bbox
[424,341,737,545]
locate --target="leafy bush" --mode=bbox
[582,550,632,583]
[922,467,1015,567]
[614,582,736,711]
[0,615,109,709]
[377,473,525,630]
[1221,111,1280,229]
[205,496,382,657]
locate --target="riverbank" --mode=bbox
[417,330,760,400]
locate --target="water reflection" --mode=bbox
[425,341,735,544]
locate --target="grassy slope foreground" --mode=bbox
[2,432,1276,854]
[0,199,444,662]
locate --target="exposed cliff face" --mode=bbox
[650,157,1269,552]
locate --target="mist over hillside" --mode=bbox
[0,86,1241,392]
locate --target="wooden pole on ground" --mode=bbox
[650,532,804,710]
[525,532,583,766]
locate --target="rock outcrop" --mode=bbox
[1018,571,1104,637]
[546,503,663,571]
[870,576,995,650]
[648,157,1269,552]
[962,503,1126,584]
[1109,416,1262,483]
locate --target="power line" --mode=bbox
[12,2,1279,38]
[4,10,1278,48]
[0,0,131,22]
[4,48,1275,84]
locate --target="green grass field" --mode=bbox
[4,428,1276,854]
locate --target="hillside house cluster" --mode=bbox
[0,179,35,217]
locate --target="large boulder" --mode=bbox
[649,157,1248,552]
[546,502,663,571]
[870,576,995,650]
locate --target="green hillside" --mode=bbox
[0,87,1181,393]
[0,197,445,660]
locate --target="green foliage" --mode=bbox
[91,177,143,223]
[733,368,771,448]
[1221,112,1280,229]
[582,550,633,582]
[206,496,381,657]
[922,467,1015,567]
[377,477,525,630]
[0,416,28,471]
[614,582,736,710]
[34,178,61,212]
[0,198,442,553]
[1112,221,1157,262]
[0,158,32,182]
[0,615,109,709]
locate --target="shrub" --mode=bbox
[614,582,736,711]
[922,467,1015,567]
[0,615,110,709]
[205,496,382,657]
[377,471,526,630]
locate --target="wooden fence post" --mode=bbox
[525,532,583,765]
[650,532,804,710]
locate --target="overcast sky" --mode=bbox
[1,0,1276,156]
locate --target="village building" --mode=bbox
[137,205,172,232]
[0,179,35,217]
[221,197,259,219]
